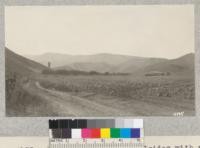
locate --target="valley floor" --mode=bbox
[7,76,195,116]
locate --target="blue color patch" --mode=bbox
[120,128,131,138]
[131,128,140,138]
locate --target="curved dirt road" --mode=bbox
[23,80,126,116]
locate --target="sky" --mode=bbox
[5,5,194,59]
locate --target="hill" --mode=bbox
[113,57,167,73]
[25,52,194,76]
[54,62,116,73]
[26,53,164,73]
[135,53,194,76]
[26,53,134,68]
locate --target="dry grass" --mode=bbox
[6,77,59,117]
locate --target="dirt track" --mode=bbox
[22,80,194,116]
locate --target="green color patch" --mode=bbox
[110,128,120,138]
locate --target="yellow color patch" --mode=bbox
[100,128,110,138]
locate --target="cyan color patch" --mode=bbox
[120,128,131,138]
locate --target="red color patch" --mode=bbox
[91,128,100,138]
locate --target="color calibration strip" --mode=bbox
[49,119,144,148]
[49,119,143,139]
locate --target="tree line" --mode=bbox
[41,69,129,76]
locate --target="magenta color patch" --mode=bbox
[81,128,91,138]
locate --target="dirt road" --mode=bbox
[22,80,194,116]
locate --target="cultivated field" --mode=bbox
[6,73,195,116]
[37,75,194,100]
[32,74,195,116]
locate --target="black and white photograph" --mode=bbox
[5,5,195,116]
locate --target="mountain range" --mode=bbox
[25,51,194,76]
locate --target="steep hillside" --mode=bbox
[5,47,47,76]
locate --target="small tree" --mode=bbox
[48,62,51,69]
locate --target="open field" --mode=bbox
[36,74,194,101]
[6,74,194,116]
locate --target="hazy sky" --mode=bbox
[5,5,194,59]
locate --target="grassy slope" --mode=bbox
[5,47,47,77]
[5,47,56,116]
